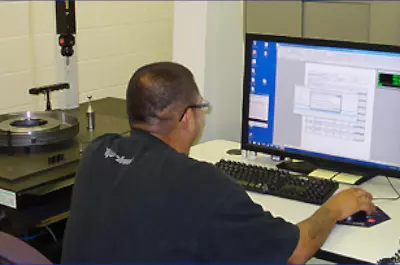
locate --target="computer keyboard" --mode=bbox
[215,159,339,205]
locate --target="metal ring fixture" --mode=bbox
[0,111,79,147]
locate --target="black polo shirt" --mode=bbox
[61,129,299,263]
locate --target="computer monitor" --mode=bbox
[241,33,400,179]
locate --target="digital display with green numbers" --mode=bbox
[378,73,400,88]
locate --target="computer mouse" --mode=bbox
[347,211,367,222]
[338,207,389,227]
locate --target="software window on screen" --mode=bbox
[248,41,400,169]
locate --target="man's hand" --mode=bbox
[288,187,375,264]
[323,187,376,221]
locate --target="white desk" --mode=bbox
[190,139,400,264]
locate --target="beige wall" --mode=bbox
[76,1,173,102]
[0,2,58,114]
[173,1,244,143]
[0,1,174,114]
[245,1,400,45]
[245,1,303,37]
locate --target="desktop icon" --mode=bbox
[262,79,267,85]
[253,41,257,46]
[264,51,268,57]
[251,77,255,83]
[264,42,268,48]
[253,50,257,55]
[251,68,255,74]
[252,59,256,65]
[251,86,255,92]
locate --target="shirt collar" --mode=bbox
[129,128,170,148]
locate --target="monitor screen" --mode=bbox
[241,34,400,175]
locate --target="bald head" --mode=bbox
[126,62,200,130]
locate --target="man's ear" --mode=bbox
[180,108,195,131]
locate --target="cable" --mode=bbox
[20,226,58,242]
[44,226,58,243]
[20,234,41,241]
[373,176,400,201]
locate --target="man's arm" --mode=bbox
[288,188,376,264]
[288,206,338,264]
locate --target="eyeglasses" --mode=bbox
[179,99,211,121]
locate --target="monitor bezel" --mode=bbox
[241,33,400,178]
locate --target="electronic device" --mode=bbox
[0,96,129,228]
[0,96,129,262]
[242,34,400,182]
[215,159,338,205]
[56,0,76,60]
[55,0,79,111]
[337,206,390,227]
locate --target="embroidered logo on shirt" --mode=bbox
[104,147,133,165]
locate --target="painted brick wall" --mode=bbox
[0,1,58,113]
[0,1,173,113]
[75,1,173,102]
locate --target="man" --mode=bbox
[62,62,375,263]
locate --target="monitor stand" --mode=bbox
[276,160,318,174]
[276,159,377,185]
